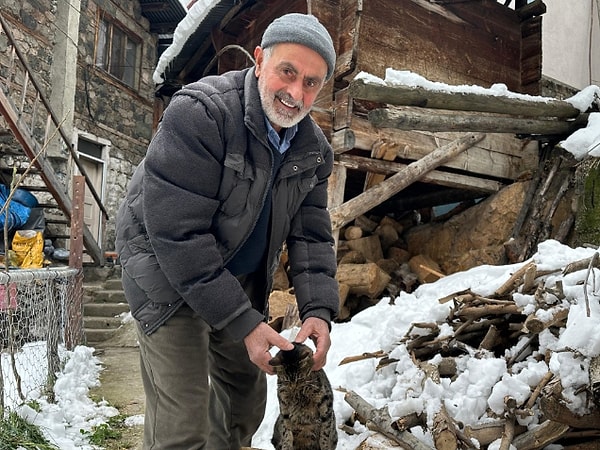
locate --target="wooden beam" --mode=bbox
[349,78,580,118]
[335,154,503,193]
[329,133,486,229]
[368,107,589,135]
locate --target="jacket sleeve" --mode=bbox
[286,133,340,325]
[141,89,263,341]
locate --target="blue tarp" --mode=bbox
[0,185,34,231]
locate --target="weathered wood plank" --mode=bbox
[368,107,588,135]
[349,78,580,118]
[357,0,524,90]
[346,116,538,180]
[335,153,503,193]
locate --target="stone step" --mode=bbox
[87,289,127,304]
[103,278,123,291]
[84,302,130,317]
[84,316,122,330]
[84,328,119,344]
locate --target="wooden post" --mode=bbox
[66,175,85,349]
[328,162,347,252]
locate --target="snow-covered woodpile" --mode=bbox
[338,253,600,449]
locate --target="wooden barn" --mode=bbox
[155,0,587,298]
[154,0,586,261]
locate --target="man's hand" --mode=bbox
[294,317,331,371]
[244,322,294,375]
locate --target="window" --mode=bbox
[95,15,141,89]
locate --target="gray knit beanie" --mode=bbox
[260,13,336,81]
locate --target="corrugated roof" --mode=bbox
[140,0,187,34]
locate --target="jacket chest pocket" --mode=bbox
[218,153,256,216]
[278,173,319,215]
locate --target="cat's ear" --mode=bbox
[295,343,313,361]
[269,352,283,367]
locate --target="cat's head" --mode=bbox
[269,342,314,379]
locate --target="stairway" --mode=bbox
[83,268,131,346]
[0,13,106,265]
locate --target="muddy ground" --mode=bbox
[89,320,144,450]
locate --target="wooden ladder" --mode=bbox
[0,13,106,265]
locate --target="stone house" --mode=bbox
[0,0,185,265]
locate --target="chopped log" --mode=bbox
[267,289,297,325]
[336,263,391,298]
[387,246,411,264]
[355,214,379,233]
[376,258,400,277]
[464,421,508,446]
[432,405,459,450]
[523,307,568,334]
[541,378,600,429]
[409,254,444,283]
[344,225,363,240]
[281,304,301,331]
[521,262,538,294]
[365,139,402,190]
[563,255,600,275]
[437,357,457,378]
[368,107,588,135]
[494,261,537,296]
[510,419,570,450]
[456,303,521,320]
[344,390,435,450]
[329,133,486,229]
[339,250,367,264]
[348,77,581,118]
[479,324,500,351]
[374,223,400,251]
[346,235,384,262]
[272,259,289,290]
[523,372,554,412]
[499,396,517,450]
[393,412,425,432]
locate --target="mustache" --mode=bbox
[275,91,303,110]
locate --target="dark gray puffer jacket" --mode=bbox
[115,68,339,341]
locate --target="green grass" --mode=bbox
[80,413,126,446]
[0,408,58,450]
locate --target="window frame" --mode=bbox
[94,12,142,90]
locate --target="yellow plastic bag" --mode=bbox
[12,230,44,268]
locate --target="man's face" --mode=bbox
[254,43,328,132]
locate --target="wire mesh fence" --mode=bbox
[0,266,81,412]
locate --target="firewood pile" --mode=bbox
[338,255,600,450]
[334,213,424,320]
[268,211,435,329]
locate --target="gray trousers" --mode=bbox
[136,305,267,450]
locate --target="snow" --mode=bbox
[5,239,600,449]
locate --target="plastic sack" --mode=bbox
[12,230,44,268]
[0,185,32,231]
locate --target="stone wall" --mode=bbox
[1,0,56,100]
[75,0,157,251]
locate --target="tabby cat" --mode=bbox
[269,342,338,450]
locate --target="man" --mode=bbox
[115,12,340,450]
